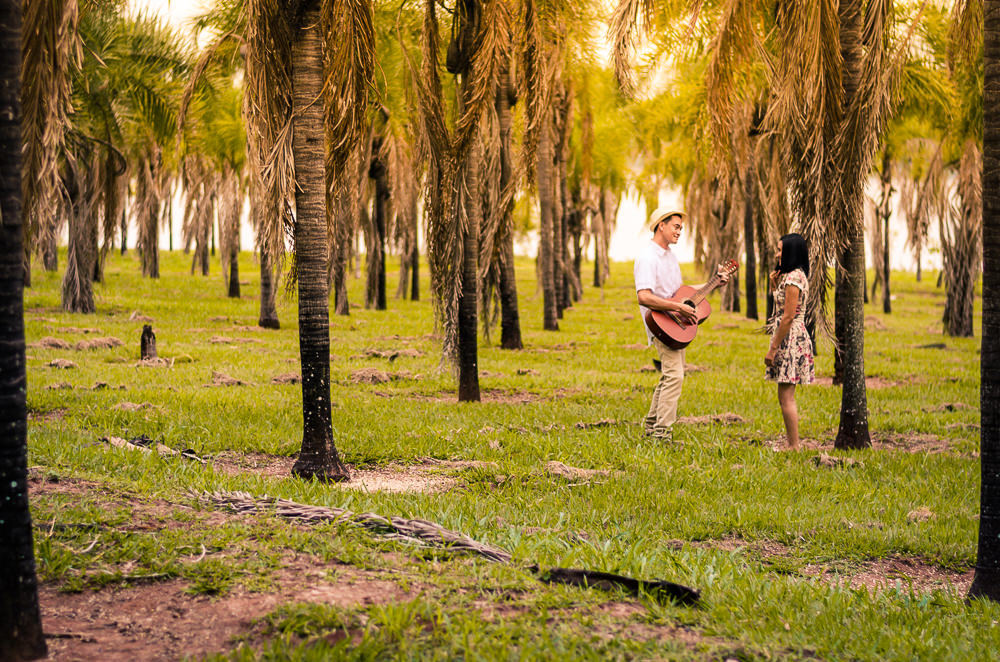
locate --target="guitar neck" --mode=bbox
[688,274,724,306]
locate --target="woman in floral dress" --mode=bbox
[765,233,814,450]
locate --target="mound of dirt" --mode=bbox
[75,337,123,351]
[271,373,301,385]
[350,368,413,384]
[31,336,70,349]
[48,358,77,369]
[129,310,154,322]
[865,316,887,331]
[544,461,614,482]
[114,402,157,412]
[135,358,172,368]
[207,371,248,387]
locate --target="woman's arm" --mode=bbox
[765,284,800,365]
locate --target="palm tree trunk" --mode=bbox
[0,2,47,653]
[538,117,558,331]
[368,142,388,310]
[879,152,892,314]
[258,251,280,328]
[456,92,482,401]
[290,3,347,482]
[228,252,240,298]
[120,207,127,255]
[497,64,522,349]
[832,0,870,449]
[410,240,420,301]
[972,0,1000,601]
[743,153,758,320]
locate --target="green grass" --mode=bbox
[24,248,996,660]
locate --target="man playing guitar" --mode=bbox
[634,208,730,442]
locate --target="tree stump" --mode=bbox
[140,324,157,360]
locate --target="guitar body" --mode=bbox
[645,286,712,350]
[642,260,738,350]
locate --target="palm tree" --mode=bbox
[0,1,47,656]
[412,0,503,401]
[245,0,373,480]
[971,0,999,602]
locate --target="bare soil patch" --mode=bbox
[39,563,409,662]
[801,557,973,594]
[210,452,465,494]
[668,535,971,594]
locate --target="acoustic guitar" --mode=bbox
[644,259,739,350]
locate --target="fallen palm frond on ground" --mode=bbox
[192,489,512,563]
[190,490,700,606]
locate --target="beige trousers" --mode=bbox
[644,338,684,438]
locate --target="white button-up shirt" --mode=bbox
[634,240,683,345]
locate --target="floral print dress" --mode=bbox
[766,268,814,384]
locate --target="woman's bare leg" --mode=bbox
[777,383,799,449]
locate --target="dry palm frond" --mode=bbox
[703,0,759,164]
[409,0,505,368]
[22,0,80,263]
[478,86,507,338]
[192,490,512,563]
[452,0,506,165]
[323,0,375,192]
[245,0,295,286]
[384,127,422,298]
[61,148,101,313]
[217,165,242,285]
[181,154,217,276]
[905,140,945,268]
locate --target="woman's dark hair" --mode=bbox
[777,233,810,276]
